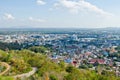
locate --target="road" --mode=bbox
[13,67,38,79]
[0,62,10,76]
[0,62,38,79]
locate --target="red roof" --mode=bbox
[89,59,105,64]
[85,52,92,56]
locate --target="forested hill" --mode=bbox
[0,42,22,50]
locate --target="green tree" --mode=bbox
[66,65,75,73]
[58,61,65,70]
[49,74,58,80]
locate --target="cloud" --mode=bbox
[54,0,112,16]
[29,17,46,22]
[3,13,15,20]
[36,0,46,5]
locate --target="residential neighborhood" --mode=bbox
[0,29,120,77]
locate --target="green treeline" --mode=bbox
[0,42,22,50]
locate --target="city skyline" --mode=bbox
[0,0,120,28]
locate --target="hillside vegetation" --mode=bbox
[0,47,119,80]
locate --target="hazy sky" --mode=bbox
[0,0,120,28]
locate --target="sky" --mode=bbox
[0,0,120,28]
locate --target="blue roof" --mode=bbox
[103,51,109,56]
[64,59,72,63]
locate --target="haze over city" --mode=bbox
[0,0,120,28]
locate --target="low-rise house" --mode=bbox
[89,59,106,65]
